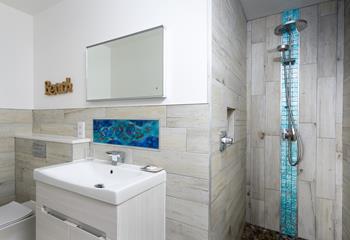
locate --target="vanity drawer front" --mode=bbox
[36,207,70,240]
[70,226,105,240]
[37,206,107,240]
[36,182,117,238]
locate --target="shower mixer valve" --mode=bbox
[220,131,233,152]
[282,128,297,141]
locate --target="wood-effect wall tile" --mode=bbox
[166,174,209,205]
[299,123,317,182]
[160,128,187,152]
[318,14,337,78]
[251,18,266,43]
[166,219,208,240]
[167,105,209,129]
[264,189,280,231]
[250,199,265,228]
[251,95,266,148]
[300,64,317,123]
[316,198,335,240]
[319,1,338,16]
[265,14,281,83]
[265,82,280,136]
[264,136,280,190]
[316,138,336,199]
[301,5,318,64]
[132,149,209,179]
[166,196,208,230]
[252,43,266,95]
[317,77,336,138]
[251,147,264,200]
[106,106,166,127]
[298,180,316,240]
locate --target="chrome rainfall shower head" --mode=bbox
[274,19,308,36]
[277,44,290,52]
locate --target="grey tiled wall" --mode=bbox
[247,1,344,239]
[15,138,89,202]
[32,104,210,240]
[0,109,32,205]
[210,0,247,239]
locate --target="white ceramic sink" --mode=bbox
[33,159,166,205]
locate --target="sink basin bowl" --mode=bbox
[34,159,166,205]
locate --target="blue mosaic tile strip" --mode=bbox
[280,8,300,237]
[93,119,159,149]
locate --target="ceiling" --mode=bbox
[241,0,328,20]
[0,0,329,22]
[0,0,62,15]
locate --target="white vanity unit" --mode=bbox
[33,160,166,240]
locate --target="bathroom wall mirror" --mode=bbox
[86,26,164,101]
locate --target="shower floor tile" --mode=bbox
[241,224,305,240]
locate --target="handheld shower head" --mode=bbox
[274,19,308,36]
[277,44,290,52]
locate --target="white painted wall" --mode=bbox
[0,3,33,109]
[33,0,208,109]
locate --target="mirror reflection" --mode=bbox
[86,26,164,101]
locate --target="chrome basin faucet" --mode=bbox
[106,151,125,166]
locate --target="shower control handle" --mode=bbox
[282,128,297,141]
[221,137,233,145]
[220,131,233,152]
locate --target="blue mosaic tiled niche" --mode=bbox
[93,119,159,149]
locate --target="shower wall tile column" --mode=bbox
[298,5,319,239]
[336,2,345,239]
[313,1,343,239]
[246,13,281,232]
[247,1,343,239]
[343,0,350,238]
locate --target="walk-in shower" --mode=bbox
[274,12,307,237]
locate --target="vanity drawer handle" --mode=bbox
[72,226,107,240]
[75,225,107,240]
[41,206,67,222]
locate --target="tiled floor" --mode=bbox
[241,224,305,240]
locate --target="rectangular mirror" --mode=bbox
[86,26,164,101]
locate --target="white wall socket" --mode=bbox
[77,121,86,138]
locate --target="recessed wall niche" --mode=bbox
[227,107,235,141]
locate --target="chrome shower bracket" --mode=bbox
[220,131,233,152]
